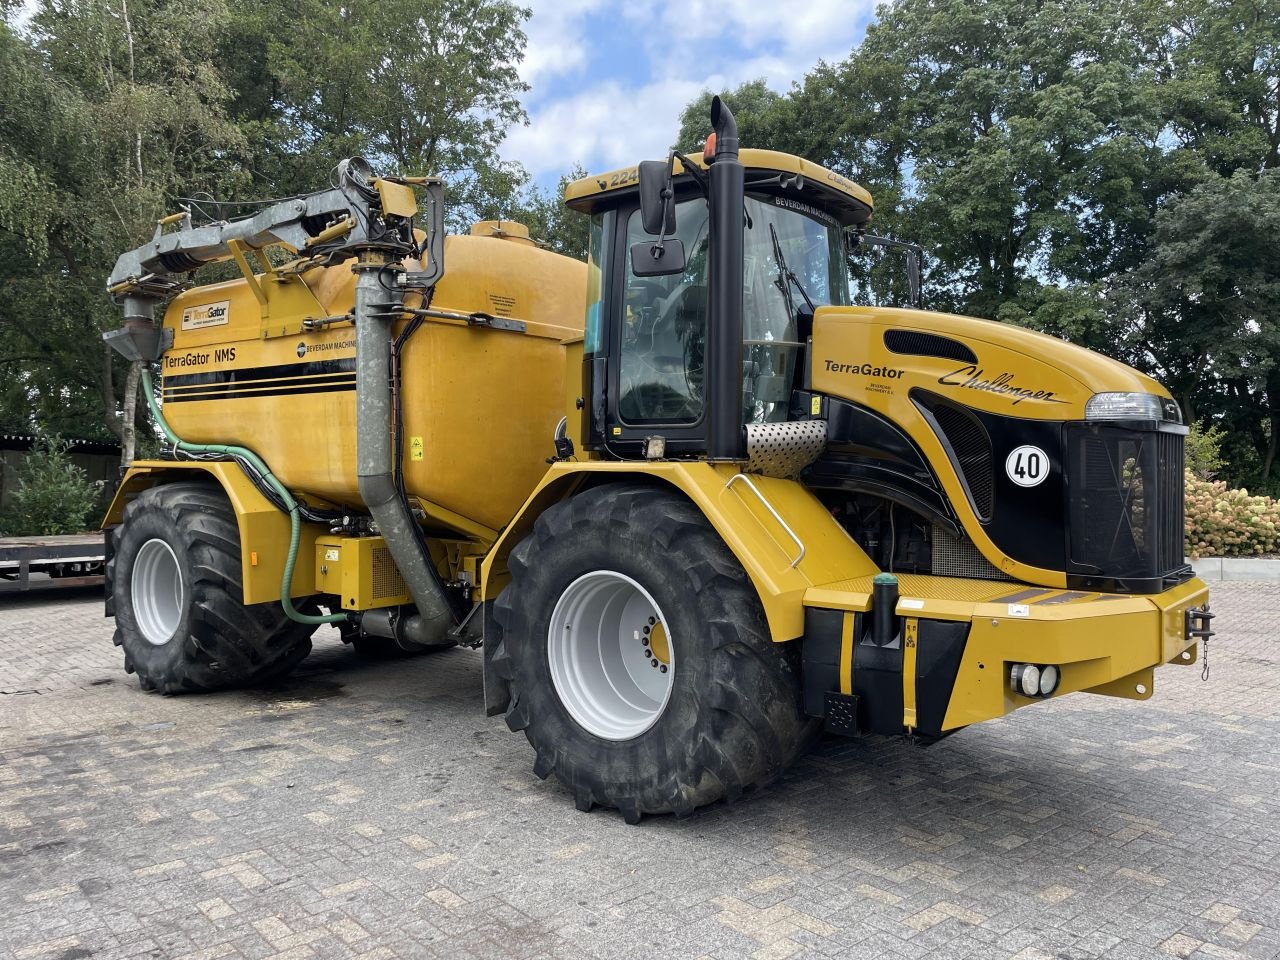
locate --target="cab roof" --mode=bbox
[565,149,874,227]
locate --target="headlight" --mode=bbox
[1084,392,1180,423]
[1010,663,1061,698]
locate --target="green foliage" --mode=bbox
[1186,422,1226,481]
[675,0,1280,488]
[1185,472,1280,558]
[0,436,99,536]
[218,0,530,223]
[1114,169,1280,461]
[0,0,548,454]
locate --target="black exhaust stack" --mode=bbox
[706,96,746,462]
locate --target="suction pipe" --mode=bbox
[352,251,455,648]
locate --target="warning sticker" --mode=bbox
[181,299,231,330]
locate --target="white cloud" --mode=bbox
[507,0,879,182]
[519,0,606,96]
[635,0,874,79]
[505,77,706,177]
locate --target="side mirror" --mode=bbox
[638,159,676,236]
[630,239,686,278]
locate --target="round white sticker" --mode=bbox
[1005,445,1050,487]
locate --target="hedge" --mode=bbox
[1185,471,1280,558]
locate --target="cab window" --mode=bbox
[617,199,709,423]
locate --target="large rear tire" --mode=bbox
[491,482,818,822]
[108,481,318,693]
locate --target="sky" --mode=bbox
[505,0,881,191]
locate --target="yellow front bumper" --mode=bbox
[804,573,1208,734]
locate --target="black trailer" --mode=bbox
[0,534,106,592]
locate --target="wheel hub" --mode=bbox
[131,538,184,647]
[547,570,675,741]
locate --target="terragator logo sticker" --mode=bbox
[181,300,230,330]
[824,360,904,379]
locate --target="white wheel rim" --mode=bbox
[547,570,675,741]
[132,538,184,646]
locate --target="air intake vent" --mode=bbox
[923,399,994,520]
[931,526,1009,581]
[884,330,977,364]
[371,547,408,602]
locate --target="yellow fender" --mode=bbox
[102,460,320,605]
[480,460,878,642]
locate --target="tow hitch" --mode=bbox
[1186,605,1216,680]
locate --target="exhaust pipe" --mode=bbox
[353,251,455,648]
[706,95,746,462]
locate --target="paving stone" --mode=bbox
[0,582,1276,958]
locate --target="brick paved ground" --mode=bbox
[0,582,1275,960]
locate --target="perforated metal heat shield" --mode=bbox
[745,420,827,479]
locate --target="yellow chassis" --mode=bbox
[106,458,1206,735]
[482,461,1206,733]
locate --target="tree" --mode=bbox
[0,0,535,461]
[1115,169,1280,483]
[218,0,530,222]
[674,80,786,155]
[0,435,99,536]
[0,0,248,463]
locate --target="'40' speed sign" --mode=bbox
[1005,445,1050,488]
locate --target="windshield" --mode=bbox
[616,192,848,425]
[742,194,849,422]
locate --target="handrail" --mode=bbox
[725,472,805,569]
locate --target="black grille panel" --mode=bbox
[1067,424,1186,586]
[928,402,994,520]
[1158,430,1185,574]
[884,330,977,364]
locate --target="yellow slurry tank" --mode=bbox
[158,224,585,533]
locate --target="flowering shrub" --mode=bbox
[1185,471,1280,558]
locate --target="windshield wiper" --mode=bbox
[769,222,816,316]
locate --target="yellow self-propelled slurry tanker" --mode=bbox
[103,100,1214,820]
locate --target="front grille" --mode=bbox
[1066,424,1185,584]
[1157,430,1185,573]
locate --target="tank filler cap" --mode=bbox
[469,220,537,246]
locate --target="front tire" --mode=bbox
[109,481,318,693]
[491,482,818,822]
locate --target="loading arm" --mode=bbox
[104,159,443,362]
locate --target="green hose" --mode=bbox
[140,367,345,626]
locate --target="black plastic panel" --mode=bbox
[1065,422,1189,591]
[914,619,969,736]
[801,607,847,718]
[853,632,904,735]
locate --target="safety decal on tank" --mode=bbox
[160,358,356,403]
[1005,445,1050,487]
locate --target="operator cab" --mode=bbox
[566,147,873,460]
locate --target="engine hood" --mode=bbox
[810,305,1172,422]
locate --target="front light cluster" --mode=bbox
[1010,662,1061,698]
[1085,392,1181,423]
